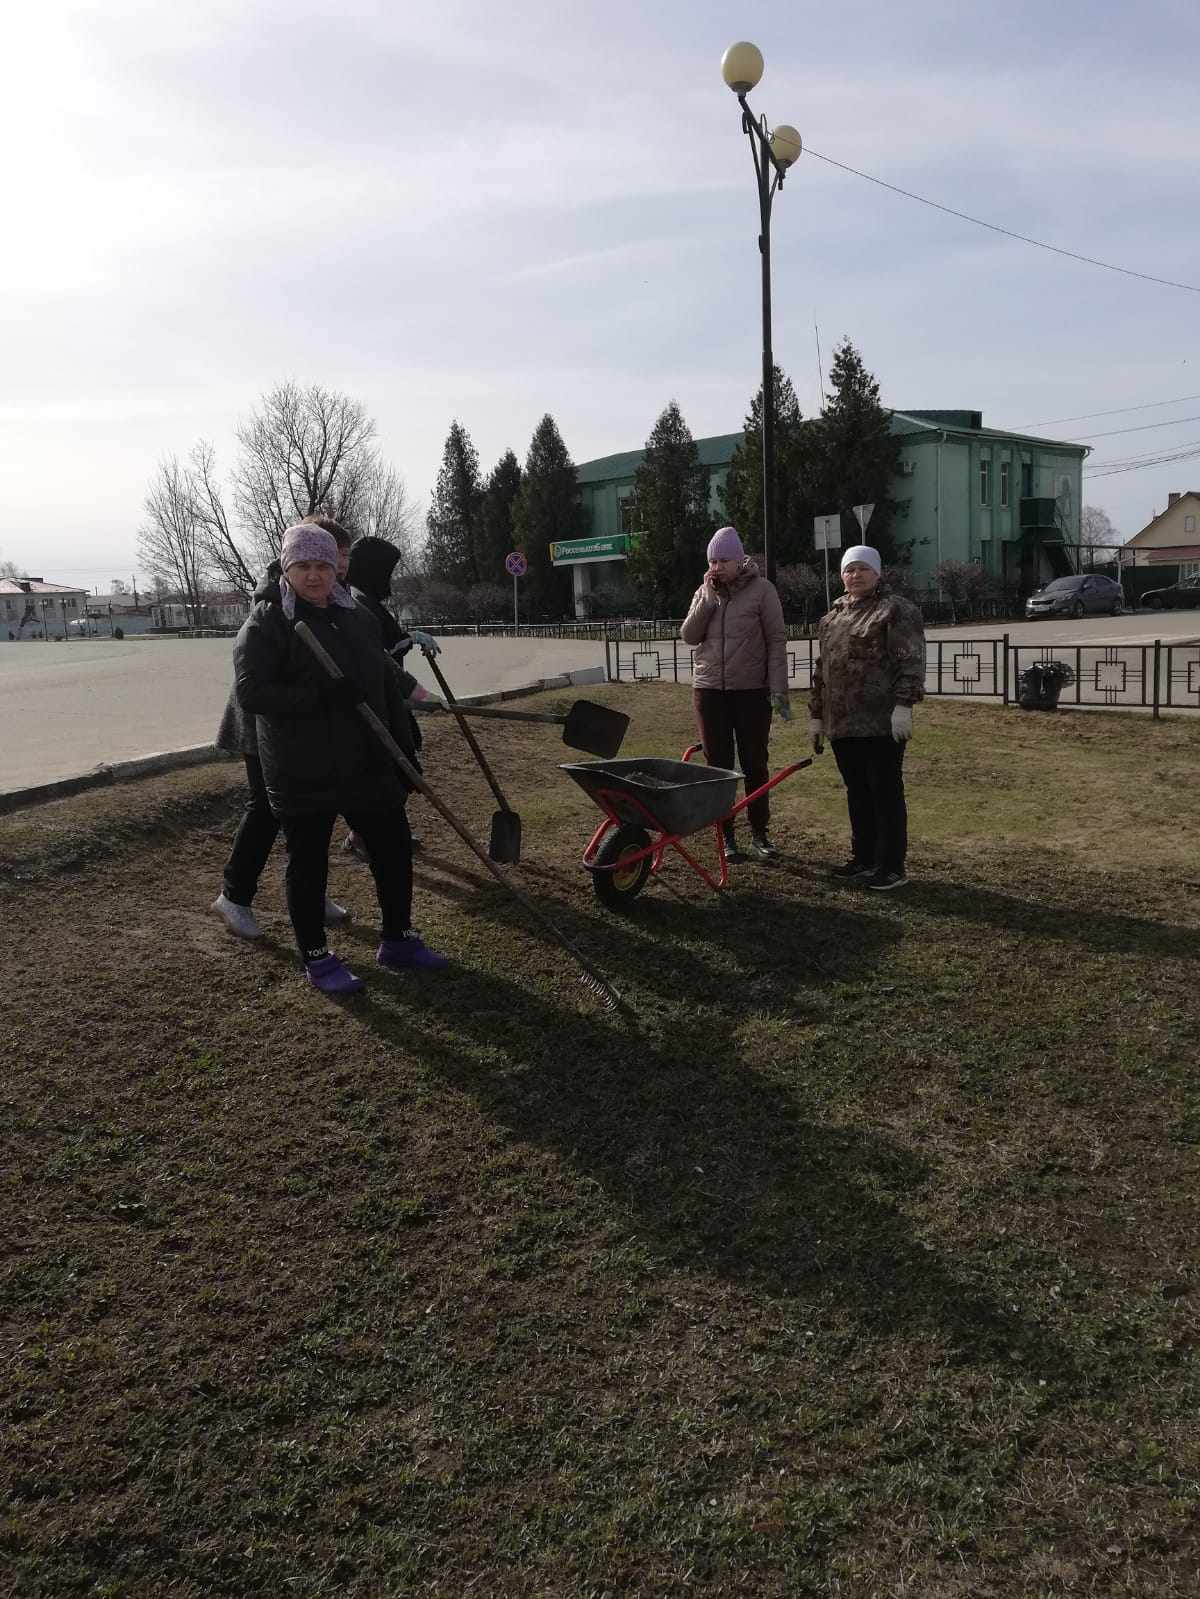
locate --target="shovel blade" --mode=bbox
[560,700,630,760]
[487,807,522,864]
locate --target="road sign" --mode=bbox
[505,551,527,577]
[813,513,841,552]
[853,503,875,534]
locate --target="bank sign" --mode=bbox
[549,535,634,566]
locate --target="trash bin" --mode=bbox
[1017,662,1072,711]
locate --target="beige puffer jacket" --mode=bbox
[681,560,788,694]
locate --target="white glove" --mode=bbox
[891,704,913,743]
[809,717,824,755]
[412,629,440,656]
[771,692,792,723]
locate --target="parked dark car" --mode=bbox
[1141,574,1200,610]
[1025,574,1125,620]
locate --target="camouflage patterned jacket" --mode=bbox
[810,585,926,739]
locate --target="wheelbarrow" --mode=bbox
[562,744,811,908]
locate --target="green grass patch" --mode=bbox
[2,687,1198,1596]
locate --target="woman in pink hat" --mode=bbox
[680,526,790,861]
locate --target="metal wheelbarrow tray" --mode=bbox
[561,745,811,908]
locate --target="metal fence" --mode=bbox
[605,634,1200,719]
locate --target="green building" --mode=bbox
[563,412,1087,615]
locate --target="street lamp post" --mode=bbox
[721,42,801,588]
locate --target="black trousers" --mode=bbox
[692,688,773,831]
[831,737,907,873]
[222,755,279,905]
[281,808,413,958]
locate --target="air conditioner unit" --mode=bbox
[897,460,915,477]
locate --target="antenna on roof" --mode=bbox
[814,313,825,410]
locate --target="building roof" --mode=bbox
[1125,490,1200,548]
[0,577,89,596]
[577,432,745,484]
[889,410,1089,454]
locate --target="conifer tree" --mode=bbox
[511,415,586,617]
[720,365,814,565]
[475,449,523,586]
[809,340,907,565]
[627,401,716,613]
[425,420,482,588]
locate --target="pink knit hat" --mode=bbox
[707,526,745,562]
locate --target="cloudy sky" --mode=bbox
[4,0,1198,587]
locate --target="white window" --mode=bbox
[1181,562,1200,579]
[980,460,991,506]
[999,462,1010,508]
[1185,514,1196,534]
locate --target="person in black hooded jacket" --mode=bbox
[343,535,442,857]
[233,522,447,994]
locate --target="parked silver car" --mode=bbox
[1025,574,1125,620]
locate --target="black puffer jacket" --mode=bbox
[233,595,413,815]
[215,566,282,756]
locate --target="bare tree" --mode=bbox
[1080,505,1118,569]
[328,458,421,567]
[934,559,987,624]
[190,440,256,597]
[0,557,20,579]
[775,562,823,628]
[230,381,377,569]
[139,456,209,624]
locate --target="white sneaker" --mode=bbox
[211,894,263,940]
[324,898,351,923]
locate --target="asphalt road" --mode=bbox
[0,635,607,790]
[4,613,1197,792]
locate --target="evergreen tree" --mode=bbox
[627,400,716,614]
[425,420,482,588]
[475,449,523,586]
[511,415,586,617]
[720,366,814,565]
[808,340,907,565]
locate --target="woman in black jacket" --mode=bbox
[234,523,448,994]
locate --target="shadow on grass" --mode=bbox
[904,876,1200,958]
[308,881,1074,1380]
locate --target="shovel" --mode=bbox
[447,698,630,760]
[294,622,627,1015]
[416,648,521,865]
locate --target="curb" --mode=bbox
[0,669,609,816]
[0,745,224,817]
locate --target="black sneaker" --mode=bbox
[831,859,873,880]
[867,868,908,892]
[749,830,779,860]
[721,826,737,863]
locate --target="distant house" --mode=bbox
[0,577,89,639]
[1118,493,1200,601]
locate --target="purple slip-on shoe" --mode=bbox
[377,934,449,971]
[305,953,363,994]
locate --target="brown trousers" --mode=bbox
[691,687,773,831]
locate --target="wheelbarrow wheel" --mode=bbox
[591,824,653,908]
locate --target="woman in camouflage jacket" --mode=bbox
[809,545,925,890]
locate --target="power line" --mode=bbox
[1019,393,1200,428]
[1067,413,1200,442]
[805,148,1200,295]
